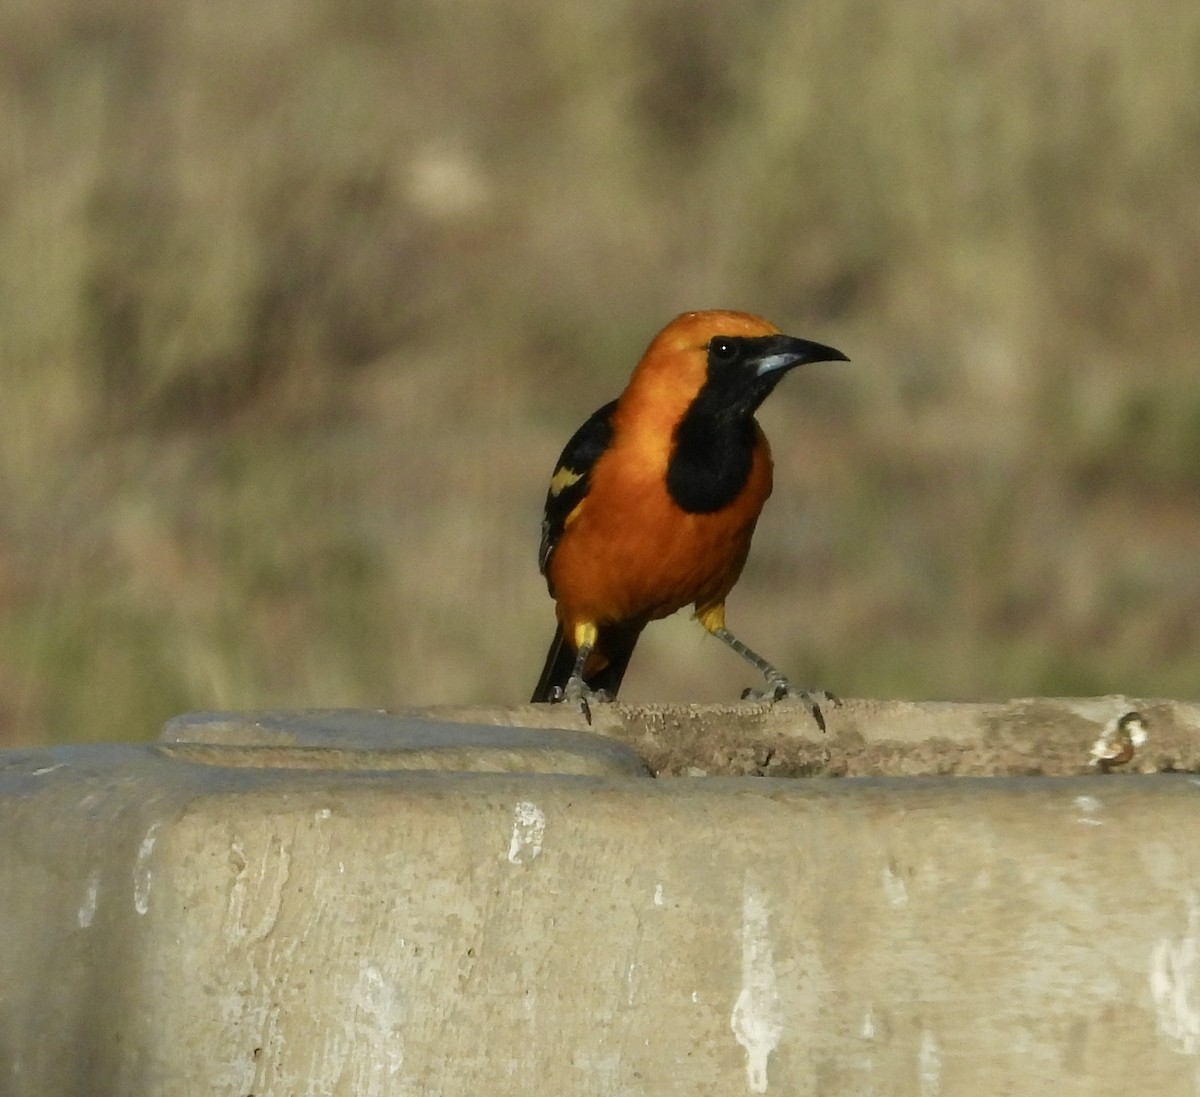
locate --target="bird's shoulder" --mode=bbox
[538,398,618,577]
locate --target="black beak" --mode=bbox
[752,335,849,377]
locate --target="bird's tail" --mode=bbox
[531,623,575,703]
[530,622,643,703]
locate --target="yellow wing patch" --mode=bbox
[563,501,585,529]
[549,465,584,497]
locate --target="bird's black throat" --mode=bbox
[665,397,759,514]
[664,335,791,514]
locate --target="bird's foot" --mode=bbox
[740,676,839,732]
[548,678,612,725]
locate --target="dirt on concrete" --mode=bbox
[396,696,1200,778]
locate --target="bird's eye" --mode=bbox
[709,337,739,365]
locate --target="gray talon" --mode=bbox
[550,679,612,725]
[741,679,837,732]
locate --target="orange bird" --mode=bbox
[531,310,848,727]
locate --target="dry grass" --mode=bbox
[0,0,1198,745]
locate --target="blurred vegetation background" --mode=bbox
[1,0,1198,746]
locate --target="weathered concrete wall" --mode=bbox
[2,702,1200,1096]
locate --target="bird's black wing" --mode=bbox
[538,398,617,588]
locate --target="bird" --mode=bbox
[530,309,848,728]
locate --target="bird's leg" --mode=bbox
[547,623,611,722]
[697,605,837,732]
[717,627,838,731]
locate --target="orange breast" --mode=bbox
[548,425,774,634]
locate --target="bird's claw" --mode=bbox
[740,677,839,732]
[548,680,612,725]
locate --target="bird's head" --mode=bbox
[622,310,848,430]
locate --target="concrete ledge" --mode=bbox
[161,708,651,777]
[401,695,1199,777]
[2,701,1199,1096]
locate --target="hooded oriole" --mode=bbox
[531,310,847,727]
